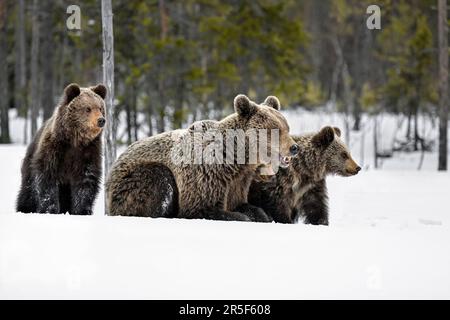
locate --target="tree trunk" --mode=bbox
[438,0,448,171]
[373,115,379,169]
[14,0,27,118]
[406,104,412,140]
[132,89,138,141]
[156,106,165,133]
[0,0,10,143]
[173,79,185,129]
[147,107,154,136]
[40,1,55,120]
[158,0,169,40]
[413,106,419,151]
[102,0,116,214]
[30,0,41,138]
[125,93,132,145]
[331,35,352,144]
[156,0,168,133]
[341,58,353,145]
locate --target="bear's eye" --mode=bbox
[86,107,91,113]
[341,152,348,160]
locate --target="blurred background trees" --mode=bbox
[0,0,448,167]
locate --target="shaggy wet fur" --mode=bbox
[106,95,299,222]
[16,83,107,215]
[249,126,361,225]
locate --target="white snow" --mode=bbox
[1,109,450,299]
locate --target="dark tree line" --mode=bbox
[0,0,448,168]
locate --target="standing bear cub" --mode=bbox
[249,126,360,225]
[16,83,107,215]
[106,94,299,222]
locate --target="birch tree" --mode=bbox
[102,0,116,213]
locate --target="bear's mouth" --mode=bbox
[92,127,103,135]
[343,169,358,176]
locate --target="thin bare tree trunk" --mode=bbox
[406,104,412,140]
[156,0,168,133]
[132,90,138,141]
[413,103,420,151]
[159,0,169,40]
[0,0,10,143]
[14,0,27,118]
[373,115,379,169]
[30,0,41,138]
[360,124,365,168]
[16,0,28,144]
[102,0,116,214]
[331,35,352,144]
[40,1,55,120]
[438,0,448,171]
[125,88,132,145]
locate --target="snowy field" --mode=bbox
[1,109,450,299]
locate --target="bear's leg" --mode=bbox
[70,176,100,216]
[16,175,37,213]
[109,163,178,217]
[35,175,60,214]
[300,179,329,225]
[259,199,293,223]
[234,203,272,223]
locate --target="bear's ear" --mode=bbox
[333,127,341,137]
[91,84,107,100]
[312,126,335,148]
[263,96,281,110]
[188,120,217,132]
[63,83,81,104]
[234,94,256,118]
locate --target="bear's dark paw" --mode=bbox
[71,209,93,216]
[226,211,252,222]
[304,216,329,226]
[235,204,273,223]
[202,209,252,222]
[38,203,60,214]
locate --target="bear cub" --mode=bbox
[16,83,107,215]
[249,126,360,225]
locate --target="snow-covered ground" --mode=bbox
[1,109,450,299]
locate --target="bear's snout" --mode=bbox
[97,117,106,128]
[349,166,361,175]
[345,161,361,176]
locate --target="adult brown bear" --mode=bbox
[106,94,299,222]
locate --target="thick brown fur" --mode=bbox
[16,83,107,215]
[249,126,361,225]
[106,95,299,222]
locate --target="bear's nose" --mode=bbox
[97,117,106,128]
[356,166,361,172]
[289,144,299,156]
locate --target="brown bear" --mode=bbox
[249,126,361,225]
[106,94,299,222]
[16,83,107,215]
